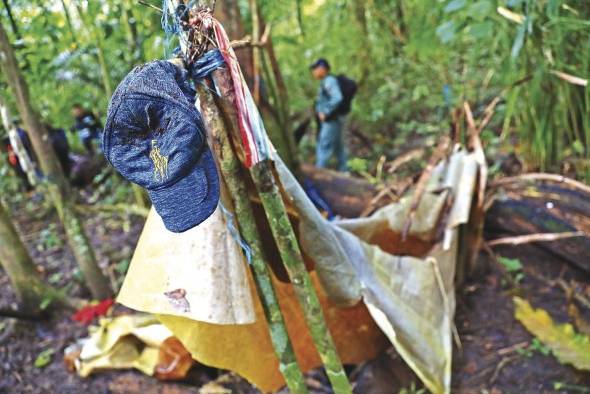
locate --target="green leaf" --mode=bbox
[469,1,493,21]
[468,21,494,39]
[436,21,457,44]
[34,348,55,368]
[444,0,467,13]
[511,22,527,59]
[498,256,523,272]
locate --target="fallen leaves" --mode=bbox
[513,297,590,370]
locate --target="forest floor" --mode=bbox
[1,183,590,394]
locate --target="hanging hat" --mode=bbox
[103,60,219,233]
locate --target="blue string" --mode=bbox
[219,202,253,265]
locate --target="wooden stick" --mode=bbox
[250,161,353,393]
[196,77,308,394]
[401,135,451,240]
[207,63,352,394]
[490,173,590,195]
[488,231,584,246]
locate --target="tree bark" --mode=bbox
[1,0,20,39]
[0,21,112,300]
[0,200,59,314]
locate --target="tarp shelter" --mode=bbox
[117,145,484,393]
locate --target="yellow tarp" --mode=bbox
[159,271,388,393]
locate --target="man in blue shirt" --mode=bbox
[310,58,347,171]
[71,103,102,155]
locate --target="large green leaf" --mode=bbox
[514,297,590,371]
[444,0,467,13]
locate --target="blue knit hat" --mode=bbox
[103,60,219,233]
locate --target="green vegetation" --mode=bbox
[1,1,589,178]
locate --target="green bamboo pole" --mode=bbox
[206,67,352,393]
[195,79,308,394]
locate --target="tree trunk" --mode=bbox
[0,200,58,314]
[1,0,20,39]
[0,21,112,300]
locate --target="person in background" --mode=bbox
[310,58,348,172]
[1,127,35,191]
[71,103,102,155]
[44,123,72,177]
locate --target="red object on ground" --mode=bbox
[72,299,114,324]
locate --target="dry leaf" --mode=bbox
[513,297,590,370]
[154,337,194,380]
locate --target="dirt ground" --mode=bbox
[1,192,590,393]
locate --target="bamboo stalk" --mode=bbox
[250,161,352,392]
[195,81,308,394]
[207,66,352,393]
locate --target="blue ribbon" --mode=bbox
[219,202,253,265]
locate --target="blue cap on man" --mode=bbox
[309,58,331,70]
[103,60,220,233]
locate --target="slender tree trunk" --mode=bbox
[59,0,78,46]
[73,3,113,98]
[249,0,262,105]
[352,1,371,86]
[0,21,112,300]
[0,200,59,314]
[1,0,20,39]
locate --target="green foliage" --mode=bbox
[1,0,589,180]
[37,223,62,252]
[34,348,55,368]
[517,338,552,357]
[498,256,525,284]
[399,382,427,394]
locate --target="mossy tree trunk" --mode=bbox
[0,200,60,314]
[0,21,112,300]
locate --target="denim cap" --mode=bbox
[103,60,220,233]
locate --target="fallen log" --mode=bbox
[486,180,590,273]
[301,163,377,218]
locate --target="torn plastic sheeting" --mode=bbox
[158,270,388,393]
[117,182,256,325]
[116,148,481,394]
[275,156,461,394]
[74,314,174,377]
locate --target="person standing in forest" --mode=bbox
[310,58,352,172]
[71,103,102,155]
